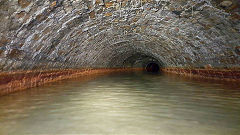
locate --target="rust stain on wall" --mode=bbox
[0,68,143,96]
[162,68,240,82]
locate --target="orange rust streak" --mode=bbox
[0,68,143,96]
[162,68,240,82]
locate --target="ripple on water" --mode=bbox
[0,72,240,135]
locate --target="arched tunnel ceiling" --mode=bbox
[0,0,240,71]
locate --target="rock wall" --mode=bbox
[0,0,240,71]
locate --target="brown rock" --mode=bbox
[105,2,113,8]
[23,14,30,23]
[105,12,112,17]
[220,1,232,8]
[43,27,51,34]
[18,0,31,8]
[16,11,26,19]
[8,49,21,59]
[0,36,9,47]
[19,44,24,48]
[95,0,102,5]
[235,46,240,55]
[89,11,96,19]
[50,1,57,8]
[36,14,44,21]
[0,50,3,56]
[33,34,40,41]
[231,13,240,20]
[204,64,212,69]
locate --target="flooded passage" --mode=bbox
[0,72,240,135]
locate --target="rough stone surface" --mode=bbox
[0,0,240,71]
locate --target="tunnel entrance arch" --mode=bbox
[120,53,163,72]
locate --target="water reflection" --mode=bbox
[0,72,240,135]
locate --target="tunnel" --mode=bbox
[118,53,162,72]
[146,62,160,73]
[0,0,240,134]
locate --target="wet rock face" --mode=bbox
[0,0,239,71]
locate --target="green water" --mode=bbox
[0,72,240,135]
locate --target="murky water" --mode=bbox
[0,72,240,135]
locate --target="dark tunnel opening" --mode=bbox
[120,53,163,73]
[146,62,160,73]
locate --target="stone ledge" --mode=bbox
[162,68,240,82]
[0,68,143,96]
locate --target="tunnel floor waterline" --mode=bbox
[0,71,240,135]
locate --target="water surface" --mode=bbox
[0,72,240,135]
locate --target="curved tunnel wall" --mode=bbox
[0,0,240,71]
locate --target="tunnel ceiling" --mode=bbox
[0,0,240,71]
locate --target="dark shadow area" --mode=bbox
[146,62,160,73]
[120,53,163,74]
